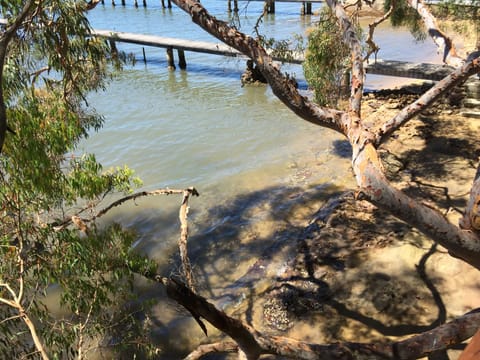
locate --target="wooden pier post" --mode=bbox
[109,39,118,59]
[121,0,125,5]
[166,46,176,70]
[143,0,147,6]
[168,0,172,8]
[227,0,238,12]
[302,2,312,15]
[161,0,165,7]
[178,49,186,69]
[111,0,115,6]
[134,0,138,6]
[142,47,147,64]
[264,0,275,14]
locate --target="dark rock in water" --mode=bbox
[241,60,267,86]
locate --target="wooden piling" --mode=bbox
[121,0,125,5]
[142,47,147,63]
[161,0,165,7]
[168,0,172,8]
[301,1,312,15]
[178,49,186,69]
[264,0,275,14]
[109,39,118,59]
[112,0,115,6]
[166,46,176,70]
[134,0,138,6]
[143,0,147,6]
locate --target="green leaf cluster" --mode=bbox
[385,0,427,41]
[303,7,353,106]
[0,1,153,358]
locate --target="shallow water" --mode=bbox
[79,2,444,356]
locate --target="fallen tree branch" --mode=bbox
[53,187,198,231]
[149,276,480,360]
[178,187,199,291]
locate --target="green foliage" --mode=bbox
[0,1,154,358]
[434,0,480,20]
[302,7,353,106]
[259,34,305,63]
[385,0,427,41]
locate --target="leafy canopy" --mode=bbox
[0,1,154,357]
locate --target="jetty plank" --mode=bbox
[92,29,243,58]
[93,29,456,80]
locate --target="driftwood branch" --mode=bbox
[178,187,199,291]
[53,187,197,231]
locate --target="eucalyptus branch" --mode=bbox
[0,0,37,151]
[53,187,199,231]
[326,0,364,116]
[171,0,349,135]
[364,2,394,63]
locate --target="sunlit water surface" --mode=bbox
[75,2,442,357]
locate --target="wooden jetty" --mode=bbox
[99,0,318,15]
[93,29,458,81]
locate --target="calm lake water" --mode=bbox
[80,2,441,357]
